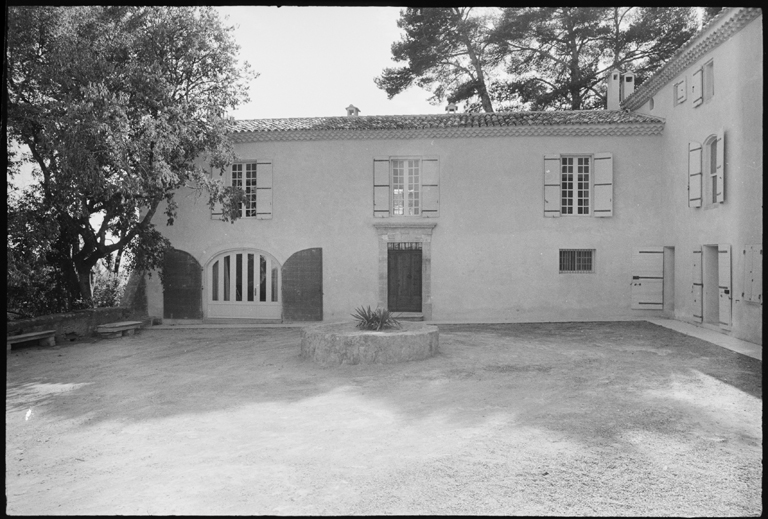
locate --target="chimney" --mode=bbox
[606,68,636,110]
[445,102,458,113]
[606,68,622,110]
[346,104,360,116]
[622,71,635,102]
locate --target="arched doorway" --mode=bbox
[206,249,281,319]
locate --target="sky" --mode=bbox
[214,6,444,119]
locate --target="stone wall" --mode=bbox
[6,307,150,345]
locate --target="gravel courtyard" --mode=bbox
[5,321,762,516]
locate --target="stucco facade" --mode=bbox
[145,8,761,345]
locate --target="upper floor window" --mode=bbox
[210,160,273,220]
[373,157,439,218]
[231,163,258,217]
[674,77,687,105]
[693,60,714,107]
[687,130,725,209]
[560,156,591,215]
[544,153,613,218]
[392,159,420,216]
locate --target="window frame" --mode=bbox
[231,162,259,218]
[559,154,593,216]
[389,157,422,217]
[559,249,596,274]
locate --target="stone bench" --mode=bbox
[7,330,56,351]
[95,321,144,339]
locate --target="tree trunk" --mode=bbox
[77,268,93,304]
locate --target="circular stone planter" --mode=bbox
[300,321,439,366]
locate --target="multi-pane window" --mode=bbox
[559,249,595,273]
[231,163,258,217]
[561,156,591,215]
[392,159,420,216]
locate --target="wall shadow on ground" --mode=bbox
[5,322,761,430]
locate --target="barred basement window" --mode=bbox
[559,249,595,273]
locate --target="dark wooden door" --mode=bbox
[282,248,323,321]
[388,249,422,312]
[163,249,202,319]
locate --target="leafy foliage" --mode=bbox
[91,263,128,308]
[378,7,698,112]
[351,306,402,331]
[375,8,502,113]
[6,6,255,308]
[490,7,698,111]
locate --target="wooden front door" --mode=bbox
[388,243,422,312]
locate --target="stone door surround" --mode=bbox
[373,222,437,321]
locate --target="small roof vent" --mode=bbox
[346,104,360,116]
[445,103,458,113]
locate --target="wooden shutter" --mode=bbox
[210,166,226,220]
[688,142,702,208]
[631,247,664,310]
[675,78,687,103]
[256,160,273,219]
[692,68,703,107]
[718,244,732,327]
[715,129,725,203]
[691,247,703,322]
[593,152,613,217]
[421,157,439,217]
[742,244,763,304]
[544,154,561,217]
[373,157,390,217]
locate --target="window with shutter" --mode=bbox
[372,157,439,218]
[715,129,725,203]
[692,68,703,107]
[674,78,687,105]
[543,153,613,218]
[688,142,702,208]
[218,161,273,220]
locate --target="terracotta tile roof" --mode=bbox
[231,110,663,134]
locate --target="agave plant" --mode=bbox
[351,305,401,331]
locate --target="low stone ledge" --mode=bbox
[300,321,439,366]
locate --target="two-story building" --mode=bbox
[138,7,761,345]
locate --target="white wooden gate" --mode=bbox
[631,247,664,310]
[206,249,281,319]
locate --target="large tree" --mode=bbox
[489,7,698,110]
[6,6,254,309]
[375,7,502,113]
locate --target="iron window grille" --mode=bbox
[388,242,422,250]
[559,249,595,273]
